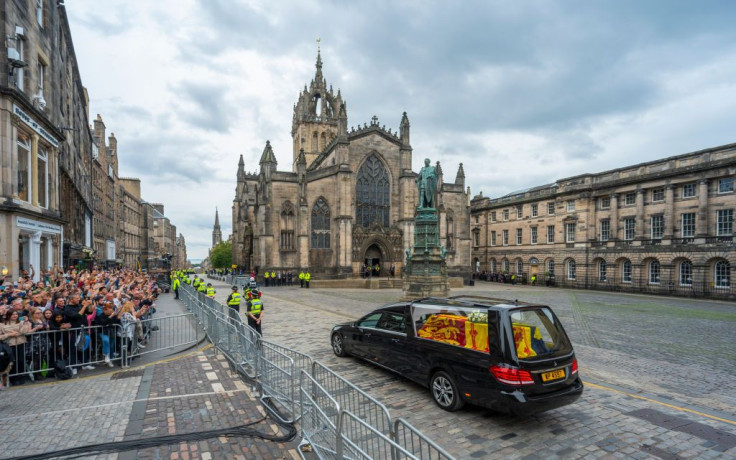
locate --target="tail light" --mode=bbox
[571,358,578,375]
[490,364,535,386]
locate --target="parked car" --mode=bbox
[331,296,583,415]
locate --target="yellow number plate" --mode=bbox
[541,369,565,382]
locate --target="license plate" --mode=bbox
[541,369,565,382]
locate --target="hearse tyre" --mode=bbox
[331,332,348,357]
[430,370,465,412]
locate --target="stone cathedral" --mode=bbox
[231,50,471,278]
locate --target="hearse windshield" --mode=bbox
[411,304,494,353]
[509,307,573,360]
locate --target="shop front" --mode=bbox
[13,215,62,281]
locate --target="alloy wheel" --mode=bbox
[432,375,454,407]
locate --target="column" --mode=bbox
[610,194,619,240]
[587,196,597,241]
[29,231,42,282]
[46,236,53,271]
[636,189,645,239]
[664,185,675,239]
[31,134,39,206]
[697,179,708,236]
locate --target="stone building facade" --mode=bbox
[91,115,119,267]
[232,51,471,278]
[470,143,736,298]
[118,178,143,268]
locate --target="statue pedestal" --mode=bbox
[402,208,450,300]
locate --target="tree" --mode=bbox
[209,241,233,268]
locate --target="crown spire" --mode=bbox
[315,37,323,80]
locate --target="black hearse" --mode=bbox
[330,296,583,414]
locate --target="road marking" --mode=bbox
[586,381,736,426]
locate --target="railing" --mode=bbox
[178,282,454,460]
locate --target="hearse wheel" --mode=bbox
[331,333,348,357]
[430,370,465,411]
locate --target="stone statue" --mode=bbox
[405,248,412,263]
[440,246,447,260]
[416,158,437,209]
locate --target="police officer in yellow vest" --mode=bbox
[305,271,311,288]
[298,271,305,288]
[226,286,241,322]
[264,271,269,287]
[172,276,181,299]
[246,294,264,334]
[192,276,200,289]
[206,283,216,298]
[271,271,276,287]
[197,280,207,294]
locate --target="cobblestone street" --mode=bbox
[210,278,736,460]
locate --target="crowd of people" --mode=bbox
[0,266,161,389]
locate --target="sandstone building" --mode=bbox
[470,143,735,298]
[232,51,471,278]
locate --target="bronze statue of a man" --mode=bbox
[416,158,437,209]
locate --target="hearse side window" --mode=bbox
[357,313,382,328]
[377,312,407,333]
[510,308,572,360]
[411,304,490,353]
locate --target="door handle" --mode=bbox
[391,338,400,343]
[364,333,372,338]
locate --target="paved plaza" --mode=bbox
[2,280,734,460]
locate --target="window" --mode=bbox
[502,230,509,246]
[547,259,555,275]
[473,229,480,247]
[356,154,390,228]
[502,259,509,272]
[622,260,632,283]
[715,260,731,288]
[15,37,24,91]
[566,200,575,212]
[547,225,555,243]
[718,178,734,194]
[36,0,43,27]
[717,209,733,236]
[311,198,330,248]
[37,60,45,97]
[600,219,610,241]
[516,228,522,245]
[516,205,523,219]
[681,213,695,238]
[682,183,696,198]
[280,203,295,250]
[491,259,497,272]
[548,202,555,215]
[679,261,692,286]
[625,193,636,205]
[490,211,496,222]
[565,223,576,243]
[624,218,636,240]
[491,231,496,246]
[531,204,538,217]
[37,148,48,208]
[649,260,660,284]
[650,215,664,239]
[598,261,607,282]
[516,260,523,275]
[357,312,382,328]
[599,197,610,209]
[531,226,538,244]
[503,209,509,221]
[567,260,576,280]
[474,215,479,224]
[651,188,664,202]
[446,215,455,249]
[16,133,31,201]
[377,312,407,334]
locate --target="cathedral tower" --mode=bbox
[291,43,344,170]
[212,208,222,248]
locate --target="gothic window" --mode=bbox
[320,132,327,151]
[280,202,295,250]
[356,154,390,228]
[311,198,330,249]
[446,214,455,249]
[312,131,318,152]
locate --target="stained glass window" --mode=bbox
[356,154,390,228]
[311,198,330,249]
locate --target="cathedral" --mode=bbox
[231,50,471,278]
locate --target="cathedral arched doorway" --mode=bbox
[364,244,383,277]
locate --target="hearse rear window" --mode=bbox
[411,305,491,352]
[510,308,572,360]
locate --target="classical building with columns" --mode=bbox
[231,50,471,278]
[470,143,735,298]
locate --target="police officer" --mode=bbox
[299,271,304,288]
[197,279,207,294]
[305,271,311,288]
[246,291,264,334]
[172,275,180,299]
[226,286,241,323]
[206,283,216,298]
[264,271,269,287]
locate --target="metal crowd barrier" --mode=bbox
[122,313,200,367]
[177,282,454,460]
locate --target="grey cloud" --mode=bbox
[172,81,233,133]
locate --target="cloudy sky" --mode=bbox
[66,0,736,261]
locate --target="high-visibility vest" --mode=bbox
[172,278,180,290]
[184,277,190,284]
[228,292,241,306]
[299,272,304,280]
[305,273,311,281]
[197,283,206,292]
[271,272,275,278]
[264,273,269,279]
[206,287,216,297]
[249,298,263,315]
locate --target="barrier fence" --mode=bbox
[179,279,454,460]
